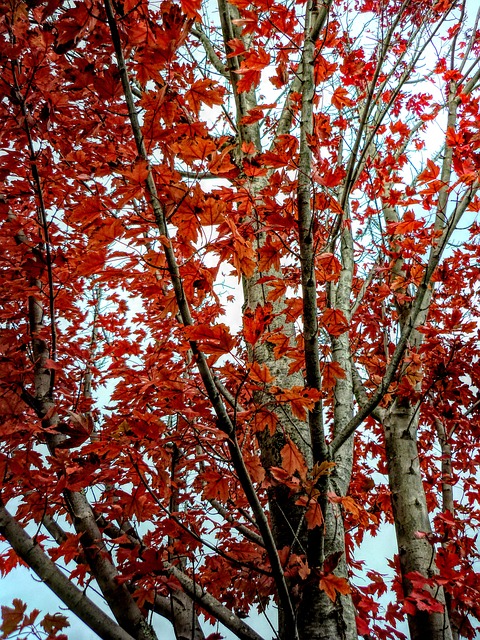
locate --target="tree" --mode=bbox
[1,0,480,638]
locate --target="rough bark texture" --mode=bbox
[385,401,452,640]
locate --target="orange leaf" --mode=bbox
[266,279,288,302]
[266,332,291,358]
[322,308,348,337]
[184,324,235,356]
[252,408,278,436]
[306,499,324,529]
[317,253,342,283]
[275,386,321,420]
[249,361,275,385]
[320,574,351,602]
[243,303,273,345]
[281,437,308,479]
[258,239,281,272]
[331,87,354,110]
[322,361,346,390]
[296,495,324,529]
[180,0,201,18]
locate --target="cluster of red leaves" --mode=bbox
[0,0,479,638]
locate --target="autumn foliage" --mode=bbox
[1,0,480,639]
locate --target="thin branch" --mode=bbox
[209,499,265,547]
[191,26,229,77]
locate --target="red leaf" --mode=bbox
[389,210,424,235]
[243,304,273,345]
[184,324,236,356]
[201,470,230,501]
[322,361,346,389]
[316,253,342,283]
[331,87,354,110]
[417,158,440,183]
[281,436,308,479]
[322,308,348,337]
[184,79,225,114]
[234,48,271,93]
[315,55,337,83]
[319,574,351,602]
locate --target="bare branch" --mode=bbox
[191,26,229,77]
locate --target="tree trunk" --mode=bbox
[385,400,452,640]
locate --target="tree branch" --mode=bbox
[164,561,265,640]
[191,26,229,77]
[0,502,135,640]
[103,3,294,630]
[331,181,479,454]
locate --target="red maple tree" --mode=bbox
[1,0,480,639]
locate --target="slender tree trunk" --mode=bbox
[385,400,453,640]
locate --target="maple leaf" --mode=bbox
[404,590,444,615]
[322,361,346,389]
[389,211,424,235]
[183,324,236,357]
[331,87,354,110]
[296,494,324,529]
[281,437,308,479]
[240,103,276,125]
[315,55,338,83]
[252,408,278,436]
[184,79,225,114]
[180,0,202,18]
[40,612,70,635]
[1,600,26,637]
[243,303,273,345]
[266,332,291,358]
[257,239,281,272]
[323,551,343,574]
[270,467,301,491]
[266,279,288,302]
[201,470,230,501]
[311,461,336,481]
[417,158,440,183]
[249,361,275,385]
[446,127,464,148]
[321,308,348,337]
[234,48,271,93]
[275,386,321,420]
[115,160,150,207]
[319,574,351,602]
